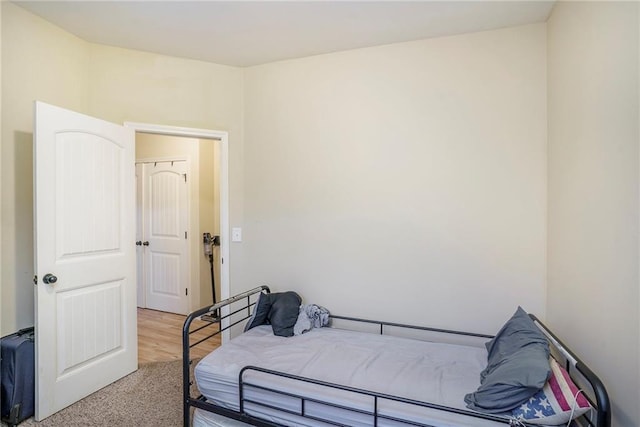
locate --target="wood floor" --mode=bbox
[137,307,220,364]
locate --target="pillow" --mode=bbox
[483,306,550,380]
[465,307,551,413]
[464,344,551,413]
[511,358,592,425]
[244,292,272,332]
[268,291,302,337]
[243,291,302,337]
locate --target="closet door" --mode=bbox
[142,161,189,315]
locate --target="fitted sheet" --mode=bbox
[193,409,252,427]
[194,325,508,427]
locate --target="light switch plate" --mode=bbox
[231,227,242,242]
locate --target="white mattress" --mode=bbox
[194,325,507,427]
[193,409,252,427]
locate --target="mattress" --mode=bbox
[194,325,508,427]
[193,409,252,427]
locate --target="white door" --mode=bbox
[142,161,189,314]
[34,102,137,420]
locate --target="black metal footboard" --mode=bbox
[183,285,271,427]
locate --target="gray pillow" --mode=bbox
[244,292,272,332]
[464,307,551,414]
[268,291,302,337]
[243,291,302,337]
[482,306,549,379]
[464,344,550,413]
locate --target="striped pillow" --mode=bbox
[511,357,591,425]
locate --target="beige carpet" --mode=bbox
[4,360,187,427]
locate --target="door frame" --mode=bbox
[136,157,191,312]
[125,122,230,316]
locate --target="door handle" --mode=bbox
[136,241,142,246]
[43,273,58,285]
[142,241,149,246]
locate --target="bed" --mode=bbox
[182,286,610,427]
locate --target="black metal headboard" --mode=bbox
[529,315,610,427]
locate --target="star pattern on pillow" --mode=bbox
[510,357,592,425]
[513,393,555,419]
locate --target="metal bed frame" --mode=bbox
[183,286,610,427]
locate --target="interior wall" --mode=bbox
[242,23,547,333]
[0,3,243,335]
[1,2,90,335]
[547,2,640,426]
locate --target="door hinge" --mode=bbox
[183,173,187,183]
[185,288,188,296]
[33,275,37,285]
[221,258,224,264]
[185,231,187,239]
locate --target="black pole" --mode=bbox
[209,253,216,305]
[208,252,219,319]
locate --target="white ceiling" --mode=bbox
[13,1,555,67]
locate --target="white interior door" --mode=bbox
[34,102,137,420]
[142,161,189,314]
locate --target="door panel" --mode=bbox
[34,102,137,420]
[56,132,121,257]
[57,281,122,375]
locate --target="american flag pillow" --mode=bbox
[511,358,591,425]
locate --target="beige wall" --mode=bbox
[0,3,243,334]
[547,2,640,426]
[135,134,197,160]
[242,24,548,333]
[86,45,242,132]
[1,2,90,334]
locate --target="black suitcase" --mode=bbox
[1,327,35,426]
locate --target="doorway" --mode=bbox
[126,122,230,319]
